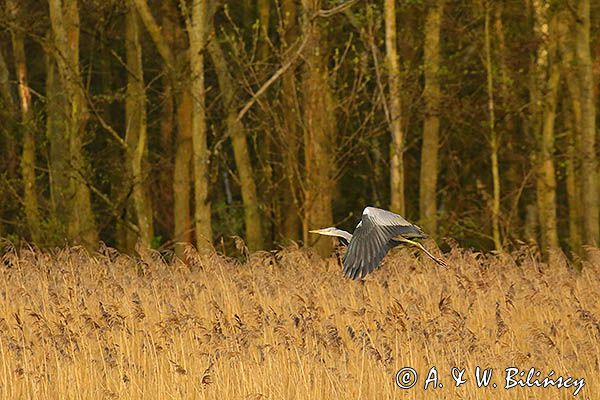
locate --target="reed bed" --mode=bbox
[0,241,597,399]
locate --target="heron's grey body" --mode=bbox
[310,206,445,279]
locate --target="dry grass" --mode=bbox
[0,241,598,399]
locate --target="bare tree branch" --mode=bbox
[236,35,308,122]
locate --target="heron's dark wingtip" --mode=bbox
[416,227,428,238]
[399,224,428,239]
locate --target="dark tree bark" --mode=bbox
[125,8,154,247]
[48,0,98,247]
[207,18,264,251]
[575,0,598,247]
[301,0,335,257]
[420,0,444,237]
[278,0,302,244]
[484,2,502,250]
[184,0,213,251]
[385,0,405,215]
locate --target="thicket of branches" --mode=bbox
[0,0,598,259]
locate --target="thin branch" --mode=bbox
[236,35,308,122]
[212,33,308,153]
[132,0,175,70]
[83,87,128,149]
[317,0,358,18]
[72,166,139,234]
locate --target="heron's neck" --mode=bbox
[337,229,353,242]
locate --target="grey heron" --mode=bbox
[310,206,446,279]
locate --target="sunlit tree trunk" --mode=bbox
[133,0,175,71]
[48,0,98,247]
[173,36,194,257]
[8,0,41,243]
[385,0,405,215]
[575,0,598,247]
[135,0,201,257]
[532,0,559,252]
[539,63,560,251]
[184,0,213,252]
[258,0,270,62]
[125,8,154,247]
[279,0,302,244]
[483,2,502,251]
[526,9,542,246]
[564,103,582,254]
[207,22,264,251]
[420,0,444,236]
[301,0,335,256]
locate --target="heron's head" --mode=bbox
[309,227,341,237]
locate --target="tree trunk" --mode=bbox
[539,62,560,251]
[135,0,198,257]
[301,0,335,257]
[155,4,176,240]
[257,0,273,247]
[557,9,582,254]
[125,8,154,247]
[494,3,521,240]
[483,2,502,251]
[132,0,175,70]
[45,49,69,239]
[278,0,302,244]
[575,0,598,247]
[564,103,582,254]
[228,115,264,251]
[385,0,405,215]
[48,0,98,247]
[524,204,538,243]
[207,26,264,251]
[172,15,194,259]
[258,0,270,62]
[8,2,41,243]
[186,0,213,252]
[420,0,444,236]
[0,48,14,114]
[532,0,559,253]
[0,45,17,237]
[173,89,193,255]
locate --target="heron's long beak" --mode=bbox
[309,228,338,237]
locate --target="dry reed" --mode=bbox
[0,241,597,399]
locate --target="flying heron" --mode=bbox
[310,206,446,279]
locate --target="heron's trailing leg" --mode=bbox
[396,237,447,267]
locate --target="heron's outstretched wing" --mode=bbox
[342,207,426,279]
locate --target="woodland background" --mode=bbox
[0,0,598,260]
